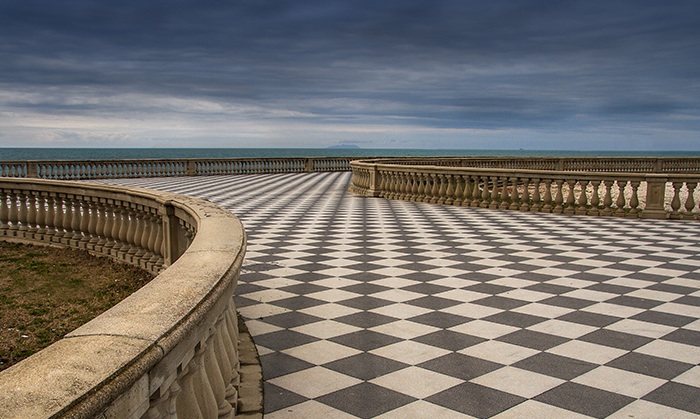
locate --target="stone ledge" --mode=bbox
[237,314,264,417]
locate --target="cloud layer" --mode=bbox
[1,0,699,149]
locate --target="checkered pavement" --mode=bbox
[104,172,700,418]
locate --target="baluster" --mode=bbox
[564,179,576,215]
[61,194,74,239]
[530,178,541,212]
[0,191,9,233]
[115,205,129,257]
[519,178,530,211]
[437,174,448,204]
[460,175,472,207]
[470,175,482,207]
[576,180,589,215]
[53,195,65,241]
[44,195,56,239]
[670,182,683,217]
[124,206,139,259]
[79,200,91,246]
[628,181,641,217]
[601,180,613,216]
[96,202,108,250]
[479,175,490,208]
[444,174,455,205]
[429,174,440,204]
[203,332,234,418]
[614,180,628,216]
[193,341,219,419]
[540,179,553,213]
[17,191,29,234]
[498,176,509,210]
[685,182,697,218]
[415,173,425,202]
[589,180,601,216]
[24,193,37,235]
[488,176,500,209]
[553,179,564,214]
[87,200,99,247]
[509,177,520,210]
[8,192,19,234]
[453,174,464,206]
[69,197,82,243]
[102,201,116,251]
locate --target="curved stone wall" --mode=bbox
[0,178,248,418]
[350,157,700,220]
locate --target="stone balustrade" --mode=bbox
[0,178,250,418]
[350,157,700,220]
[0,156,354,180]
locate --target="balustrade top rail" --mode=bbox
[0,178,247,418]
[350,157,700,221]
[0,156,356,180]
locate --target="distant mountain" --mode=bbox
[327,144,360,149]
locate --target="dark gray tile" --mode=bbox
[586,283,636,295]
[483,311,547,328]
[605,295,663,309]
[261,311,324,328]
[642,382,700,414]
[464,283,515,294]
[401,282,453,295]
[323,353,409,380]
[426,382,525,418]
[339,282,391,295]
[317,382,417,419]
[648,283,697,295]
[408,311,472,329]
[406,296,463,310]
[579,329,653,350]
[606,352,694,380]
[556,311,621,327]
[260,352,315,380]
[524,282,576,294]
[631,310,696,327]
[329,329,402,351]
[540,295,596,309]
[338,295,394,310]
[419,353,503,380]
[497,329,569,351]
[413,330,486,351]
[513,352,597,380]
[472,296,530,310]
[661,328,700,346]
[534,382,635,418]
[264,382,309,414]
[672,295,700,307]
[273,296,328,310]
[252,330,318,351]
[334,311,398,328]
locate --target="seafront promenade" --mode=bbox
[102,171,700,418]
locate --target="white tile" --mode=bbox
[372,289,425,303]
[572,366,666,398]
[441,303,503,319]
[297,302,361,319]
[627,288,684,302]
[459,340,539,365]
[513,302,574,318]
[545,277,597,289]
[546,340,627,365]
[472,366,564,398]
[265,400,359,419]
[435,289,491,302]
[604,319,676,338]
[562,289,617,302]
[489,277,538,288]
[370,320,440,339]
[376,400,476,419]
[494,400,591,419]
[282,340,361,365]
[370,341,451,365]
[370,277,421,289]
[672,366,700,387]
[582,302,645,318]
[311,277,361,289]
[370,366,462,398]
[636,340,700,364]
[449,319,519,339]
[652,302,700,318]
[237,303,291,320]
[527,319,598,339]
[243,319,283,336]
[370,303,432,319]
[608,400,700,419]
[306,289,361,303]
[291,320,362,339]
[267,367,362,399]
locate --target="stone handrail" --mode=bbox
[0,178,248,418]
[0,156,355,180]
[350,157,700,220]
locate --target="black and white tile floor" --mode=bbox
[105,172,700,418]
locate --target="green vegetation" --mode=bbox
[0,241,152,372]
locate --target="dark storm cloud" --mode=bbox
[0,0,699,148]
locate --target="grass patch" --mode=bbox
[0,241,152,372]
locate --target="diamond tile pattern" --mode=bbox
[105,173,700,418]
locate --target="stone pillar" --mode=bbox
[641,175,668,219]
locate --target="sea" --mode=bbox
[1,148,699,161]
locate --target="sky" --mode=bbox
[0,1,699,151]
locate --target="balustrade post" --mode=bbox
[628,181,641,217]
[563,180,576,215]
[552,180,564,214]
[470,176,481,207]
[444,174,455,205]
[453,175,464,206]
[479,176,490,208]
[531,178,542,212]
[641,176,669,219]
[498,177,509,210]
[614,181,628,217]
[26,193,38,236]
[576,181,590,215]
[519,178,531,211]
[488,176,500,209]
[509,177,520,210]
[588,180,601,216]
[460,175,472,207]
[429,174,440,204]
[437,174,448,205]
[17,191,29,234]
[1,191,11,233]
[542,179,553,213]
[8,192,19,234]
[161,202,181,266]
[685,182,697,220]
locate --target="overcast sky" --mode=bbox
[1,1,699,150]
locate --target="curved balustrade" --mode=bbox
[0,178,248,418]
[350,158,700,220]
[1,156,355,180]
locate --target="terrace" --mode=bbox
[1,156,699,417]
